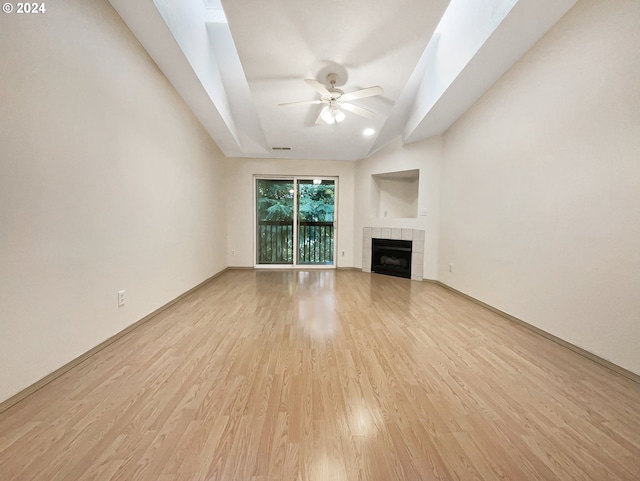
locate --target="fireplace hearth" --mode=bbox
[371,238,412,279]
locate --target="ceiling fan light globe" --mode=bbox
[334,110,346,123]
[320,106,336,125]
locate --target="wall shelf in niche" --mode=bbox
[371,169,419,219]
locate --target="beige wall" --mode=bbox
[439,0,640,373]
[0,0,228,401]
[224,158,356,268]
[354,137,443,279]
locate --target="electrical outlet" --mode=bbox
[231,249,236,256]
[341,250,345,256]
[420,208,428,216]
[118,290,125,307]
[449,263,453,273]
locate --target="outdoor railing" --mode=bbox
[257,221,293,264]
[298,221,334,264]
[257,221,334,264]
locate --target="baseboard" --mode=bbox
[0,268,230,415]
[421,278,438,283]
[435,281,640,385]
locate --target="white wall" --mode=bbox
[439,0,640,374]
[354,137,443,279]
[225,158,356,268]
[0,0,228,402]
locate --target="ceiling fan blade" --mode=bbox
[304,79,331,96]
[341,102,376,120]
[278,99,324,107]
[340,86,384,102]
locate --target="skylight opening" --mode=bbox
[405,0,519,137]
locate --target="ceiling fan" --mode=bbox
[279,73,383,125]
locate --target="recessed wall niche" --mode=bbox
[371,169,419,219]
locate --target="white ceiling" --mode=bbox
[108,0,577,161]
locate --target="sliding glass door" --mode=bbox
[256,177,336,267]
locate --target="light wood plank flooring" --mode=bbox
[0,269,638,480]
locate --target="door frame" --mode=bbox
[253,175,339,269]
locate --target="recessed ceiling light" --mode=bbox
[363,128,375,136]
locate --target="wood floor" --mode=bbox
[0,270,638,481]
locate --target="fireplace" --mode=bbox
[362,228,425,281]
[371,238,412,279]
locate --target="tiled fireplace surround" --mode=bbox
[362,227,425,281]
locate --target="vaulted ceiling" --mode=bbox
[108,0,577,161]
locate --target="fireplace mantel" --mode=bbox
[362,227,424,281]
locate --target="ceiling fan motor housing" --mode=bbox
[323,89,344,102]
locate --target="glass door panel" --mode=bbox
[297,179,335,265]
[256,179,294,265]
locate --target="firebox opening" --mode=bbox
[371,238,412,279]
